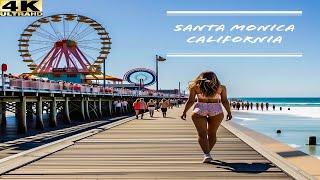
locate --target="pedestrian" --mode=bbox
[147,99,156,117]
[115,100,122,116]
[250,102,253,110]
[273,104,276,111]
[160,98,169,117]
[180,71,232,163]
[236,102,240,110]
[266,103,269,111]
[260,103,264,111]
[256,102,259,110]
[133,99,141,119]
[139,98,147,119]
[122,99,128,113]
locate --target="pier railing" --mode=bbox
[0,76,178,98]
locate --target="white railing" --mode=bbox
[0,75,180,98]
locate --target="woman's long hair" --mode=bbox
[189,71,221,97]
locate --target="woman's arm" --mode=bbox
[221,85,232,120]
[181,87,196,120]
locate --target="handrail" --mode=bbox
[0,75,180,98]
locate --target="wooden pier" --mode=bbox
[0,106,296,179]
[0,88,171,134]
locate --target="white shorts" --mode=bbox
[148,107,156,111]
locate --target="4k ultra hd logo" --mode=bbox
[0,0,42,16]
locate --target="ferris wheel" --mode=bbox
[123,68,156,87]
[18,14,111,75]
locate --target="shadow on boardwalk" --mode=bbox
[210,160,274,173]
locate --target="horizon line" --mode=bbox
[166,53,303,58]
[166,10,303,16]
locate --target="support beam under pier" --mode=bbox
[0,102,6,127]
[36,97,44,129]
[17,96,27,134]
[63,97,71,124]
[49,97,57,127]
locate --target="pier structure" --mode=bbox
[0,79,179,134]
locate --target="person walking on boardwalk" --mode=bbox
[260,103,264,111]
[266,103,269,111]
[160,99,170,118]
[133,99,141,119]
[256,102,259,110]
[181,71,232,163]
[140,98,147,119]
[147,99,156,117]
[250,102,253,110]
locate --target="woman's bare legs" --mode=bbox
[191,113,209,154]
[207,113,224,152]
[135,110,139,119]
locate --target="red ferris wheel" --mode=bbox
[18,14,111,77]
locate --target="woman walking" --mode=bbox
[147,99,156,117]
[181,71,232,163]
[139,98,147,119]
[133,98,141,119]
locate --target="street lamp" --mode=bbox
[103,59,106,92]
[155,55,166,91]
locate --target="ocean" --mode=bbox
[232,97,320,159]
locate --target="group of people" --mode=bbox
[132,98,173,119]
[113,100,129,115]
[231,101,280,111]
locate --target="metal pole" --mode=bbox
[178,81,181,98]
[1,70,4,92]
[139,79,142,96]
[103,59,106,93]
[156,55,159,91]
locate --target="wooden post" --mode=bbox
[85,98,90,121]
[98,98,102,118]
[17,96,27,134]
[108,100,113,116]
[63,97,71,124]
[0,102,6,127]
[36,97,44,129]
[80,98,86,121]
[26,102,33,120]
[49,97,57,127]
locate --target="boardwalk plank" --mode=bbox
[1,107,293,179]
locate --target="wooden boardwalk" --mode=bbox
[0,107,293,179]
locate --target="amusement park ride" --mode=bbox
[123,68,156,88]
[18,14,119,83]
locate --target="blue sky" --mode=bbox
[0,0,319,97]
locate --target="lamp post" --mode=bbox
[155,55,166,91]
[103,59,106,92]
[178,81,181,98]
[1,64,7,93]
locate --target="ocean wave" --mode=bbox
[288,144,301,148]
[234,117,258,121]
[270,103,320,105]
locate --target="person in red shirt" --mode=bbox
[133,99,141,119]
